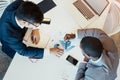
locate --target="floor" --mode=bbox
[0,46,12,80]
[0,1,12,79]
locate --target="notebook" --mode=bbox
[23,29,50,48]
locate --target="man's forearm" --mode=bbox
[75,63,87,80]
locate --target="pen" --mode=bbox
[65,41,68,49]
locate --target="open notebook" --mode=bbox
[23,29,50,48]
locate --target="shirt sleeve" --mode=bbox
[5,0,23,11]
[3,29,44,59]
[75,63,87,80]
[43,49,51,58]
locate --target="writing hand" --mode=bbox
[83,56,89,62]
[31,29,40,44]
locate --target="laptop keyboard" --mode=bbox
[73,0,95,20]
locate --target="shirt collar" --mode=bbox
[89,54,104,66]
[15,16,24,29]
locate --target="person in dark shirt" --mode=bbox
[0,0,64,59]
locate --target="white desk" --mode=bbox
[3,38,84,80]
[3,0,120,80]
[3,0,83,80]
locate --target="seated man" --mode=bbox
[64,28,119,80]
[0,0,64,59]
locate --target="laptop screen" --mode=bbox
[84,0,109,15]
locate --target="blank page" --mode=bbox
[84,0,109,15]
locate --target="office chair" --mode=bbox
[103,1,120,36]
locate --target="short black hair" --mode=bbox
[80,36,103,58]
[15,1,43,24]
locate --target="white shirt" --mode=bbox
[89,54,104,66]
[15,16,24,29]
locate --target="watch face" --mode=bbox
[66,55,78,66]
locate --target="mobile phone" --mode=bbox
[66,55,78,66]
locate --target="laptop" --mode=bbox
[63,0,109,28]
[37,0,56,14]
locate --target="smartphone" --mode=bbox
[66,55,78,66]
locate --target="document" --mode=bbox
[23,29,50,48]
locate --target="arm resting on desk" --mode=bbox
[75,63,87,80]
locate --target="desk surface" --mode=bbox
[3,0,83,80]
[3,38,84,80]
[3,0,120,80]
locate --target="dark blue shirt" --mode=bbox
[0,0,44,59]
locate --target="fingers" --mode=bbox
[50,48,64,57]
[31,29,40,44]
[31,35,37,44]
[31,35,39,44]
[55,48,64,57]
[56,49,64,54]
[64,34,76,41]
[83,56,90,62]
[64,34,71,41]
[31,35,35,44]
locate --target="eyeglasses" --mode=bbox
[27,21,39,27]
[24,18,51,28]
[23,19,40,27]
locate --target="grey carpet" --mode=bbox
[0,46,12,80]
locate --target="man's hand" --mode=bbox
[83,56,89,62]
[31,29,40,44]
[50,48,64,57]
[64,34,76,41]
